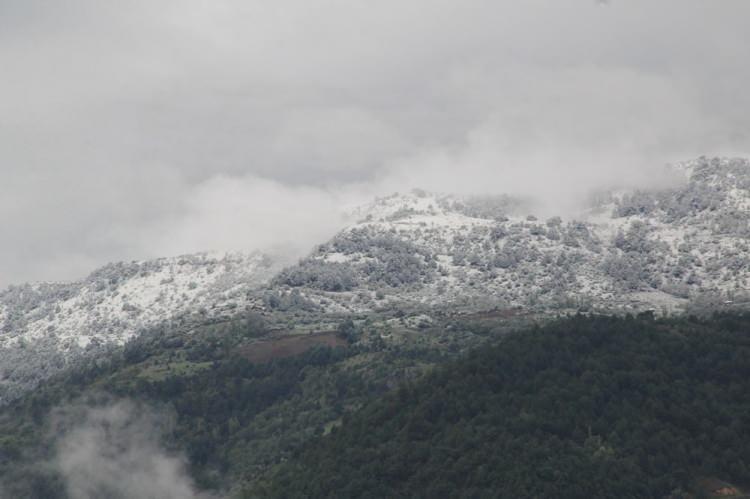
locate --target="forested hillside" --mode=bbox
[2,311,750,497]
[3,157,750,409]
[0,310,520,498]
[254,313,750,499]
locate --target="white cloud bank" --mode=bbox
[1,0,749,285]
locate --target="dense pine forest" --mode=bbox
[253,313,750,499]
[1,312,749,498]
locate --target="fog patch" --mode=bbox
[148,174,359,261]
[50,399,213,499]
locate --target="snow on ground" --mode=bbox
[284,158,750,315]
[1,156,748,402]
[0,251,281,352]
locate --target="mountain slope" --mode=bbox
[269,156,750,315]
[255,313,750,499]
[0,252,279,402]
[0,298,523,498]
[1,156,749,403]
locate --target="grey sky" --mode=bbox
[1,0,749,286]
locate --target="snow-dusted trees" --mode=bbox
[603,221,665,291]
[441,194,525,221]
[602,254,651,291]
[613,221,658,254]
[275,228,437,292]
[273,260,357,292]
[262,289,319,312]
[613,191,659,218]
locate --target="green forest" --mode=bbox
[254,313,750,499]
[1,312,749,498]
[0,311,496,497]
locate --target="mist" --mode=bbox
[1,0,749,286]
[49,399,211,499]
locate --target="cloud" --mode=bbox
[376,65,717,214]
[1,0,749,285]
[147,174,361,259]
[50,399,212,499]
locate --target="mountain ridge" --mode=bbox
[269,156,750,315]
[1,156,749,403]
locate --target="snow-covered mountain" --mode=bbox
[1,156,749,403]
[0,251,280,402]
[0,252,278,350]
[268,156,750,315]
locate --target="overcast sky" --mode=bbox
[1,0,749,286]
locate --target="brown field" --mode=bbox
[238,332,348,364]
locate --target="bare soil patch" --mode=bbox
[238,332,347,364]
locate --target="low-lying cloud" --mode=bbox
[50,399,210,499]
[1,0,749,286]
